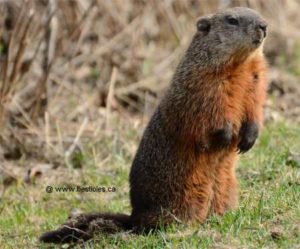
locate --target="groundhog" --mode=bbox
[40,7,268,243]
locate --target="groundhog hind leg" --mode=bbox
[130,209,177,233]
[212,151,239,215]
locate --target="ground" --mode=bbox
[1,121,299,249]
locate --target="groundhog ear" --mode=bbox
[196,17,211,35]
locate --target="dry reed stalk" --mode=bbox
[55,119,64,153]
[0,0,299,164]
[44,111,51,155]
[31,1,58,120]
[105,67,118,131]
[9,10,34,85]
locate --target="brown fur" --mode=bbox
[40,7,268,243]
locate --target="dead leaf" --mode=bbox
[24,163,53,183]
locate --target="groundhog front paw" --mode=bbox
[238,122,259,153]
[211,121,233,149]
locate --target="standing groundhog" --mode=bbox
[40,7,268,243]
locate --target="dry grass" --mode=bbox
[0,0,299,163]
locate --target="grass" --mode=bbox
[0,121,299,249]
[1,1,300,248]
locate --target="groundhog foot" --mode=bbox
[238,122,259,153]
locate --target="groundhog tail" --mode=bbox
[39,212,132,244]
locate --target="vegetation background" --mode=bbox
[0,0,299,248]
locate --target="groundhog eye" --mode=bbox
[226,16,239,25]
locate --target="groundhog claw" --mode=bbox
[238,122,259,153]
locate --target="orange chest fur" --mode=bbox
[220,55,267,134]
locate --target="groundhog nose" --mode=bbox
[258,23,267,37]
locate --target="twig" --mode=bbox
[65,117,88,158]
[115,71,172,96]
[95,16,140,57]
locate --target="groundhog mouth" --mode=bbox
[252,32,265,46]
[253,38,263,46]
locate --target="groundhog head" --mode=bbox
[195,7,267,65]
